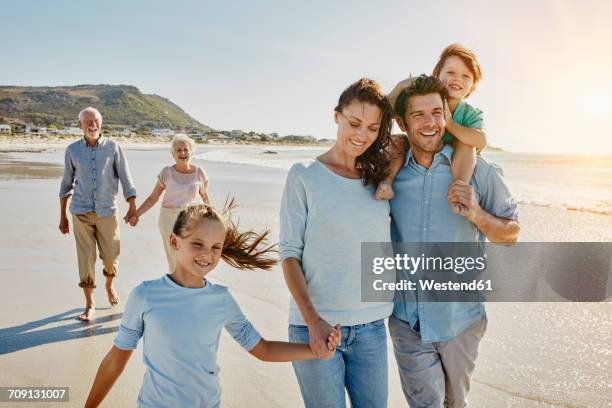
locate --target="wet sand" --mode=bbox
[0,144,610,407]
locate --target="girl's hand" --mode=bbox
[128,215,139,227]
[327,324,341,351]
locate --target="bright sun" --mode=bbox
[582,93,610,117]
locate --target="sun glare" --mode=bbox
[582,93,610,117]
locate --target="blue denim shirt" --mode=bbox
[390,144,518,343]
[59,136,137,217]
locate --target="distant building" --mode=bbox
[0,124,11,134]
[152,128,174,137]
[61,127,82,136]
[230,129,245,138]
[188,133,207,142]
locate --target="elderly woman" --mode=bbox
[131,134,210,271]
[280,78,394,408]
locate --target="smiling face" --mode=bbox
[170,218,225,284]
[172,141,192,165]
[400,92,446,155]
[79,110,102,140]
[437,55,475,100]
[334,100,382,158]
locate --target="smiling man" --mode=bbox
[389,75,520,407]
[59,107,137,321]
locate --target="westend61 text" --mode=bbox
[373,279,493,292]
[372,254,487,275]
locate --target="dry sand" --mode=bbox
[0,142,610,407]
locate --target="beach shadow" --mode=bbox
[0,308,122,355]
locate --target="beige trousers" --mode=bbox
[158,206,182,273]
[72,212,120,288]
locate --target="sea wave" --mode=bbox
[195,148,612,216]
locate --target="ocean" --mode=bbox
[195,145,612,216]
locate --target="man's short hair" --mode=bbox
[78,107,103,123]
[395,75,447,123]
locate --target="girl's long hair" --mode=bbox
[172,198,277,270]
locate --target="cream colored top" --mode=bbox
[158,165,209,209]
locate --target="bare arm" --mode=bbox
[249,339,315,362]
[135,181,165,218]
[200,191,210,205]
[282,258,335,358]
[59,196,70,234]
[85,346,133,408]
[446,120,487,149]
[471,208,520,243]
[450,141,477,183]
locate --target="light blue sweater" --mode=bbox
[279,159,394,326]
[114,276,262,408]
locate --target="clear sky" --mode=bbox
[2,0,612,154]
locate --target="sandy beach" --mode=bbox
[0,141,610,407]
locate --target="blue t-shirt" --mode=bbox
[114,275,262,408]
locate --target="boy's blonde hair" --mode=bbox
[432,44,482,97]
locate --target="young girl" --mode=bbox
[375,43,487,213]
[86,202,340,408]
[130,134,210,272]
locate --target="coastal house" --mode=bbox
[230,129,245,138]
[0,124,11,134]
[152,128,174,137]
[56,127,82,136]
[188,133,207,142]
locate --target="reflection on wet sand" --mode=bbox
[0,155,63,180]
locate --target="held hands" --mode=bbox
[308,318,341,360]
[447,180,482,223]
[123,204,138,227]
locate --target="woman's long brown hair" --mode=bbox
[334,78,393,186]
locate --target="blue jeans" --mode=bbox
[288,319,388,408]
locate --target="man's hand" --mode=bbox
[307,317,336,359]
[59,216,70,234]
[447,180,482,223]
[123,198,137,225]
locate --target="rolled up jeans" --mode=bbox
[288,319,388,408]
[158,206,182,273]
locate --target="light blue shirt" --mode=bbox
[59,136,137,217]
[114,276,262,408]
[279,160,394,326]
[390,145,518,343]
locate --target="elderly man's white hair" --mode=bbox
[170,133,197,154]
[78,107,103,123]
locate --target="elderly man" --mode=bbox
[59,107,137,321]
[389,76,520,407]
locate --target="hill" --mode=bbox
[0,84,210,131]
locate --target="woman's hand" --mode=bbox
[307,317,336,359]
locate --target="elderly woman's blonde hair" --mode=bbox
[170,133,197,154]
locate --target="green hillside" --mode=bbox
[0,84,210,131]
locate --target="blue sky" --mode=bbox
[2,0,612,154]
